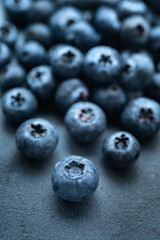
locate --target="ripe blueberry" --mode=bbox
[102,131,140,168]
[121,52,154,91]
[92,84,127,117]
[49,44,83,79]
[84,46,121,85]
[49,6,83,42]
[51,155,99,202]
[2,87,38,123]
[0,61,25,92]
[65,101,107,142]
[16,118,58,160]
[17,41,47,70]
[65,20,101,52]
[27,65,56,101]
[55,78,89,113]
[121,97,160,139]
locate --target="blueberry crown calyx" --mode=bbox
[0,26,10,36]
[65,160,85,178]
[79,108,95,123]
[34,71,44,80]
[99,54,112,65]
[11,93,25,107]
[61,51,75,63]
[137,107,154,125]
[30,123,47,138]
[134,24,145,36]
[115,134,129,149]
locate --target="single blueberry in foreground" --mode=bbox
[2,87,38,123]
[65,101,107,142]
[51,155,99,202]
[16,118,58,160]
[121,97,160,139]
[102,131,140,168]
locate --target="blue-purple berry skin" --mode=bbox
[65,101,107,142]
[102,131,140,168]
[121,97,160,139]
[2,87,38,123]
[16,118,58,160]
[51,155,99,202]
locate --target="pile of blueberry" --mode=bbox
[1,0,160,202]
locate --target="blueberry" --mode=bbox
[121,52,154,91]
[0,42,11,70]
[121,15,150,49]
[49,44,83,79]
[94,6,120,37]
[51,155,99,202]
[121,97,160,139]
[2,87,38,123]
[25,23,54,49]
[49,6,83,42]
[55,78,89,113]
[17,41,47,70]
[92,84,127,117]
[31,0,56,23]
[0,20,17,48]
[0,62,25,92]
[16,118,58,160]
[144,73,160,102]
[84,46,121,85]
[65,20,101,52]
[27,65,56,101]
[102,131,140,168]
[4,0,32,27]
[117,0,148,20]
[148,25,160,62]
[65,101,107,142]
